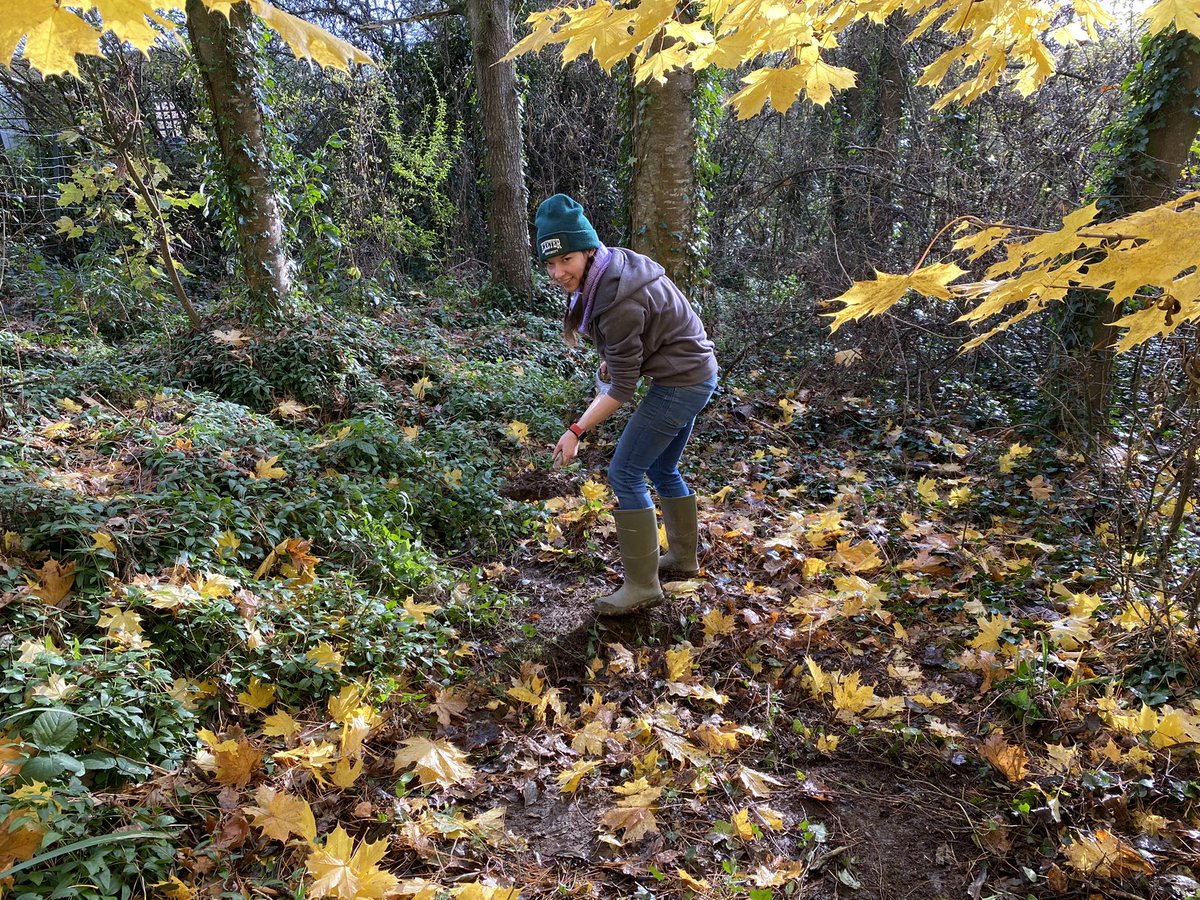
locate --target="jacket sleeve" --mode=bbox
[600,299,647,404]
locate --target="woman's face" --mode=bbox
[545,251,591,293]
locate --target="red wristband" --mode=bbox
[568,423,587,439]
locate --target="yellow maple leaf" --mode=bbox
[274,741,339,783]
[393,736,475,788]
[332,756,364,788]
[306,641,345,672]
[212,736,263,787]
[833,539,884,573]
[401,425,420,442]
[98,605,143,637]
[710,484,734,504]
[246,784,317,843]
[1142,0,1200,40]
[211,327,248,346]
[253,455,287,479]
[1063,829,1153,878]
[1026,475,1053,502]
[328,683,367,723]
[505,420,529,443]
[804,657,831,697]
[970,613,1012,651]
[737,766,785,798]
[273,399,311,419]
[998,442,1033,474]
[237,677,276,711]
[556,759,602,793]
[676,869,710,892]
[826,263,966,332]
[90,531,116,553]
[410,376,432,400]
[430,687,468,727]
[450,884,520,900]
[339,706,381,757]
[916,476,939,504]
[29,558,76,605]
[0,811,45,888]
[215,530,242,557]
[701,609,735,643]
[664,644,695,682]
[831,670,877,717]
[150,876,194,900]
[600,783,662,843]
[263,709,300,741]
[980,732,1028,783]
[402,597,440,625]
[948,486,973,507]
[731,807,758,841]
[581,479,609,502]
[306,826,397,900]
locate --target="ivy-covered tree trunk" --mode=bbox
[629,34,697,291]
[186,0,292,319]
[466,0,533,297]
[1059,30,1200,435]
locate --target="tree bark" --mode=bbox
[185,0,292,320]
[1061,30,1200,435]
[466,0,533,297]
[629,34,697,291]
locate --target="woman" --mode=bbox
[537,193,718,616]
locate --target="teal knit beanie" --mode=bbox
[535,194,600,261]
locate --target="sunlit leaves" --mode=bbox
[306,826,398,900]
[1,0,372,78]
[1063,829,1154,878]
[854,195,1200,355]
[1142,0,1200,38]
[505,420,529,443]
[237,677,277,711]
[826,263,966,332]
[393,736,475,788]
[246,785,317,843]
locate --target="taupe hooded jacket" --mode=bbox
[587,248,718,404]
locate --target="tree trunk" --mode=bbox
[629,34,697,291]
[466,0,533,297]
[185,0,292,320]
[1060,30,1200,435]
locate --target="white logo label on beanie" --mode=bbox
[540,238,562,255]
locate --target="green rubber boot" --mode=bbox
[659,493,699,575]
[595,507,664,616]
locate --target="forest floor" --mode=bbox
[2,299,1198,900]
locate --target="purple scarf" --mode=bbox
[569,243,613,335]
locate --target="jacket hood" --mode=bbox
[591,248,665,320]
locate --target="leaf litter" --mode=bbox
[3,331,1198,900]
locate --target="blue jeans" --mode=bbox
[608,374,718,509]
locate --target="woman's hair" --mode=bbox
[562,252,596,348]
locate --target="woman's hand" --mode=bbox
[553,431,580,468]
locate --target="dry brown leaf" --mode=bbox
[245,784,317,843]
[0,810,44,878]
[30,559,76,605]
[1063,829,1154,878]
[979,732,1029,782]
[430,687,468,727]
